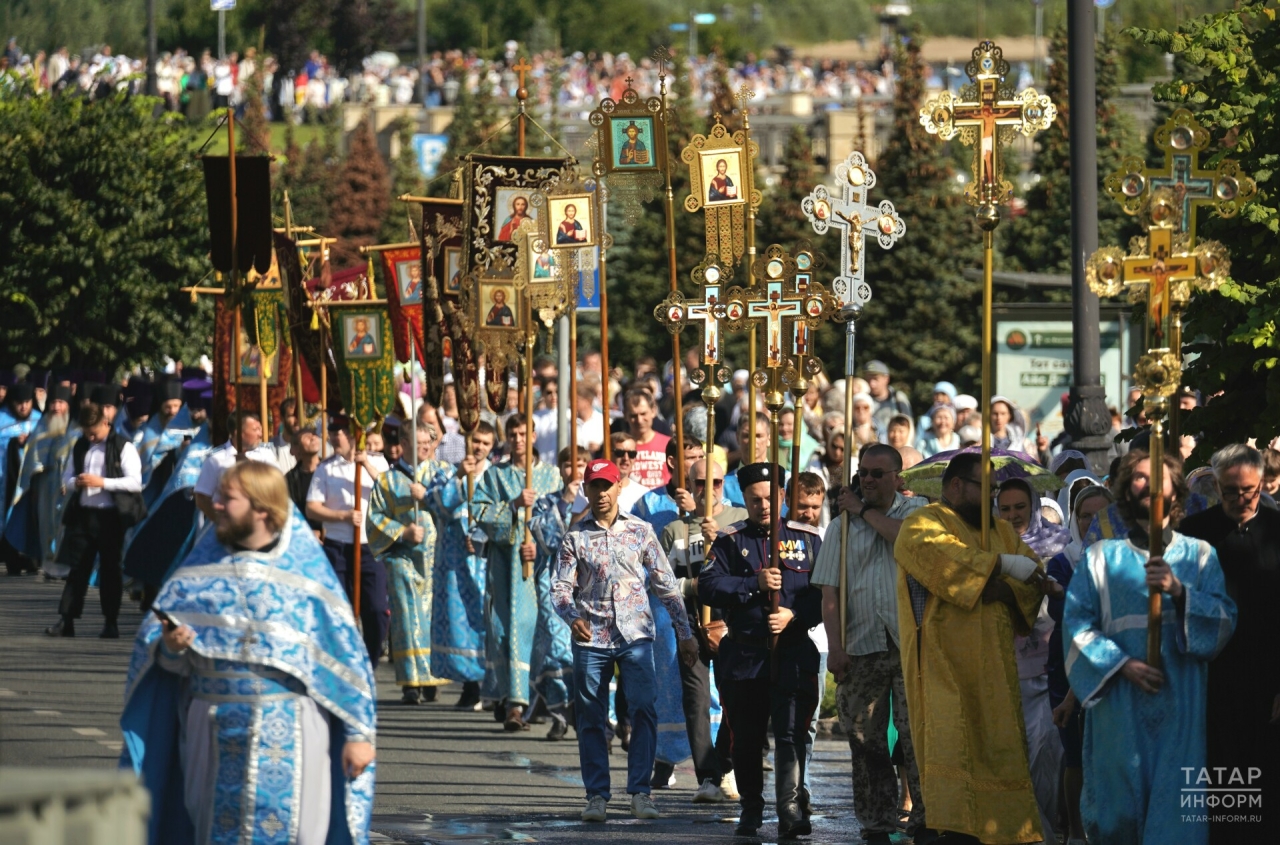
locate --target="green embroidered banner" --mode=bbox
[331,306,397,428]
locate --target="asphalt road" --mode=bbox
[0,574,872,844]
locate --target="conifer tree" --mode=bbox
[327,120,388,269]
[239,63,271,158]
[290,122,338,234]
[857,36,984,407]
[1003,30,1141,276]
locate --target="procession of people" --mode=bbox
[0,350,1274,844]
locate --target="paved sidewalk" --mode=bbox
[0,574,867,843]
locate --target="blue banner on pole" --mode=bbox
[577,246,601,312]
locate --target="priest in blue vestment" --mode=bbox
[121,460,376,845]
[1064,450,1236,845]
[472,414,559,729]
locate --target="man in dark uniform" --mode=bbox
[699,461,823,838]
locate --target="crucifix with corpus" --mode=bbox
[918,40,1055,551]
[1106,108,1256,247]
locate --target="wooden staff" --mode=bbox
[768,411,783,677]
[1147,413,1166,669]
[259,350,270,440]
[658,66,686,505]
[523,296,536,581]
[229,110,243,454]
[838,316,858,651]
[598,192,612,461]
[352,425,365,619]
[570,309,578,465]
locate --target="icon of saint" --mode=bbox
[347,318,377,356]
[556,203,588,245]
[486,288,515,327]
[498,196,531,241]
[618,121,650,166]
[708,158,738,202]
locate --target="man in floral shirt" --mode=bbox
[553,458,699,824]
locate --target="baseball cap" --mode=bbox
[583,459,621,486]
[953,394,978,412]
[863,360,890,377]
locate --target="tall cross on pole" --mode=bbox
[919,40,1055,551]
[513,56,533,155]
[1106,108,1256,247]
[803,151,903,654]
[802,152,904,312]
[1122,225,1197,350]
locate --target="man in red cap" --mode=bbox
[552,458,698,824]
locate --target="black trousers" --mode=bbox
[678,645,733,783]
[322,539,389,668]
[57,507,125,622]
[724,660,819,809]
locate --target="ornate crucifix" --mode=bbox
[1106,108,1256,246]
[802,152,903,311]
[920,41,1055,216]
[1123,225,1197,350]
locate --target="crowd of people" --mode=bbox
[2,35,898,119]
[0,350,1274,844]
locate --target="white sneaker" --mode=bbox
[720,771,740,801]
[581,795,607,822]
[692,777,729,804]
[631,792,661,819]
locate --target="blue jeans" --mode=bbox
[574,638,656,800]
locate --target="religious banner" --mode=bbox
[212,296,294,444]
[244,248,288,378]
[379,245,426,367]
[278,232,344,408]
[417,197,467,414]
[330,304,397,428]
[682,109,761,266]
[460,154,570,412]
[590,62,669,224]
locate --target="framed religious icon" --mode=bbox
[235,330,282,386]
[699,149,744,208]
[394,257,423,306]
[444,247,463,295]
[463,154,570,274]
[480,281,520,330]
[342,313,384,360]
[611,117,658,171]
[493,188,538,243]
[531,250,561,281]
[548,194,596,249]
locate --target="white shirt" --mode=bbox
[306,453,389,544]
[193,442,281,500]
[62,440,142,508]
[577,409,605,453]
[534,409,559,464]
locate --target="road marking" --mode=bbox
[72,727,107,737]
[97,740,123,751]
[0,689,16,697]
[33,710,62,716]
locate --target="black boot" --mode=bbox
[401,686,422,705]
[735,801,764,836]
[456,681,481,709]
[421,685,438,703]
[775,743,810,838]
[45,617,74,637]
[99,619,119,639]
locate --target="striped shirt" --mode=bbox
[812,492,926,656]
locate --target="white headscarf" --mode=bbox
[1061,480,1110,566]
[1057,468,1101,516]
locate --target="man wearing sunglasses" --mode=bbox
[811,444,931,844]
[892,451,1050,845]
[1180,443,1279,844]
[659,458,746,806]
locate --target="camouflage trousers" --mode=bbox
[835,641,926,836]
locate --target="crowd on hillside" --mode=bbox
[1,35,899,119]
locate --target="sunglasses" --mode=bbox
[692,478,725,488]
[615,449,637,460]
[857,467,896,479]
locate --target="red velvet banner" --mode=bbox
[380,246,426,367]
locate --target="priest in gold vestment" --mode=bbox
[893,452,1049,845]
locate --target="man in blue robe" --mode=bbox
[121,460,376,845]
[472,413,559,729]
[428,421,496,709]
[3,384,70,573]
[528,445,588,740]
[1064,450,1236,845]
[136,377,197,507]
[0,381,42,537]
[367,423,453,704]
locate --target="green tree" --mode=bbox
[289,116,340,233]
[327,118,388,269]
[858,35,984,407]
[1003,30,1142,278]
[1126,0,1280,455]
[239,62,271,157]
[0,91,211,371]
